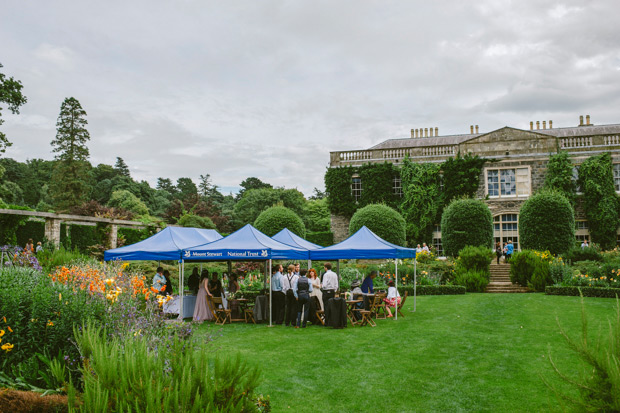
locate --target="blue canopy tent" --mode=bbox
[104,226,223,262]
[272,228,322,269]
[182,224,310,323]
[309,226,417,319]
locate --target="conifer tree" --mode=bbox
[114,157,130,177]
[50,97,91,210]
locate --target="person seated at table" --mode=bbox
[208,272,223,298]
[383,281,401,318]
[361,271,377,310]
[188,267,200,295]
[163,270,173,296]
[350,279,364,321]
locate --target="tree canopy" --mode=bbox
[0,63,27,155]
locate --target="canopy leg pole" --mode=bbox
[179,260,185,320]
[269,259,273,327]
[227,260,232,276]
[414,257,417,312]
[395,259,398,320]
[307,259,311,270]
[337,260,340,291]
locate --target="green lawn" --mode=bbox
[193,294,618,412]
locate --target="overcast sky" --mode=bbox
[2,1,619,196]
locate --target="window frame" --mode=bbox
[485,166,531,199]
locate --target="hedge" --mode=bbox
[60,223,103,253]
[545,286,620,298]
[441,198,493,256]
[349,203,406,246]
[397,285,466,296]
[254,206,305,237]
[118,227,150,246]
[16,220,46,247]
[306,231,333,247]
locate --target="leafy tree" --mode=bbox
[544,151,576,206]
[578,153,620,249]
[441,198,493,257]
[49,97,92,210]
[177,213,216,229]
[254,206,305,237]
[198,174,218,199]
[157,177,177,196]
[0,63,27,155]
[236,177,272,200]
[176,177,198,202]
[519,189,575,255]
[234,188,305,227]
[114,157,130,177]
[108,189,149,216]
[349,204,406,246]
[303,198,330,232]
[400,158,441,245]
[309,187,326,200]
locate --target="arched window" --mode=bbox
[493,214,519,250]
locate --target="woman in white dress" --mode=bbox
[308,268,323,310]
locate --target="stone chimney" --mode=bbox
[536,121,540,130]
[542,121,546,129]
[586,115,591,125]
[530,121,533,130]
[470,125,474,134]
[549,120,553,129]
[424,128,428,137]
[435,127,438,136]
[475,125,479,133]
[579,115,584,126]
[430,128,434,137]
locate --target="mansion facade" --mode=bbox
[328,116,620,254]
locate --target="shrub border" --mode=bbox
[545,285,620,298]
[398,285,466,296]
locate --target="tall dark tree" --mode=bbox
[49,97,92,210]
[236,177,272,200]
[157,177,177,195]
[176,177,198,202]
[199,174,215,198]
[114,157,131,177]
[0,63,27,155]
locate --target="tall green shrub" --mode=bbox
[578,153,620,250]
[509,250,551,291]
[441,198,493,257]
[254,205,305,237]
[349,203,406,246]
[457,245,494,276]
[544,151,576,206]
[519,190,575,256]
[177,213,216,229]
[400,158,441,245]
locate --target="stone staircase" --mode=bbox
[485,263,529,293]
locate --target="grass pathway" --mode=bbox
[193,294,617,412]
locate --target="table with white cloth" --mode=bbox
[163,295,196,318]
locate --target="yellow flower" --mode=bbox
[0,330,4,337]
[8,327,12,333]
[46,320,54,327]
[2,316,5,323]
[59,293,62,301]
[105,278,115,286]
[1,343,14,352]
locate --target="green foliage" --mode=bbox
[400,158,441,245]
[177,213,217,229]
[544,151,576,206]
[440,152,487,208]
[441,198,493,257]
[518,189,575,255]
[303,198,330,232]
[0,63,27,155]
[349,203,406,246]
[71,324,265,412]
[397,285,466,295]
[548,260,573,285]
[563,246,603,263]
[254,205,305,237]
[529,259,551,292]
[117,227,149,246]
[234,188,306,227]
[509,250,553,291]
[16,220,45,248]
[0,203,32,245]
[306,231,333,247]
[578,153,620,249]
[60,223,102,254]
[453,268,490,292]
[545,286,620,298]
[324,166,357,217]
[358,163,401,209]
[36,247,91,274]
[108,189,149,216]
[0,158,54,208]
[457,245,493,276]
[548,297,620,411]
[236,176,273,201]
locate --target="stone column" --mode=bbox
[45,218,62,248]
[108,224,118,249]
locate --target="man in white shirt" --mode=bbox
[282,264,299,327]
[321,262,339,312]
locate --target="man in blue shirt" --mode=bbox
[505,240,514,263]
[361,271,377,310]
[271,264,285,325]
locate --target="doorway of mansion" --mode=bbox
[494,213,519,251]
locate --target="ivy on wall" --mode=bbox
[544,151,576,206]
[324,166,357,217]
[0,203,32,245]
[400,157,441,245]
[358,163,401,209]
[577,152,620,249]
[440,153,487,208]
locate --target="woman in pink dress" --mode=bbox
[193,270,214,322]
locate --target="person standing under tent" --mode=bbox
[188,267,200,295]
[193,271,214,322]
[321,262,339,313]
[282,264,299,327]
[293,269,313,328]
[163,270,173,296]
[361,270,376,310]
[308,268,323,311]
[272,264,285,325]
[208,272,223,298]
[152,267,166,293]
[294,263,300,275]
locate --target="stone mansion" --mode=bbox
[328,115,620,254]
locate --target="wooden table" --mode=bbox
[229,298,249,322]
[346,300,363,325]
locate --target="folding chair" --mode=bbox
[358,310,376,327]
[370,294,387,320]
[313,296,325,326]
[211,296,231,325]
[397,291,408,318]
[244,308,256,324]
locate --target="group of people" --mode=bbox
[495,240,514,264]
[415,243,430,253]
[190,268,244,322]
[351,270,401,317]
[24,238,43,254]
[151,267,174,295]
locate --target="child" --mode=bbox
[383,281,401,318]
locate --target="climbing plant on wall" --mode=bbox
[400,157,441,246]
[544,151,576,206]
[324,166,357,217]
[578,152,620,250]
[440,152,487,208]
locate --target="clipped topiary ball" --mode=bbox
[441,198,493,257]
[519,190,574,255]
[254,205,306,237]
[177,213,216,230]
[349,203,406,246]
